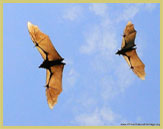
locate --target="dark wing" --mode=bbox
[122,21,136,49]
[46,65,64,109]
[124,49,145,80]
[27,22,62,61]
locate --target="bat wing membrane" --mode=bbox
[27,22,62,61]
[122,22,136,49]
[125,50,145,80]
[46,64,64,109]
[123,55,131,67]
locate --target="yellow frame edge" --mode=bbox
[2,0,162,3]
[0,0,3,128]
[0,0,162,129]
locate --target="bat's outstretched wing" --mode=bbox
[27,22,62,61]
[46,64,64,109]
[124,50,145,80]
[121,21,136,49]
[27,21,65,109]
[116,21,145,80]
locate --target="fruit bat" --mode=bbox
[27,22,65,109]
[116,21,145,80]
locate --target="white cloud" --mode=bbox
[79,3,135,102]
[77,96,97,109]
[100,107,120,124]
[75,110,103,126]
[80,26,100,54]
[80,21,117,57]
[63,58,79,90]
[63,6,82,21]
[116,3,157,23]
[80,3,117,57]
[74,3,157,125]
[115,61,135,92]
[75,107,121,126]
[89,3,108,17]
[67,68,78,86]
[100,61,134,101]
[116,4,140,23]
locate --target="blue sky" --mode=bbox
[3,3,160,126]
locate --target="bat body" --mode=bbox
[116,21,145,80]
[27,22,65,109]
[39,58,64,69]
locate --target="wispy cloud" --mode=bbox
[63,58,79,90]
[80,4,117,56]
[63,6,83,21]
[67,68,79,86]
[75,107,122,126]
[80,26,101,54]
[116,4,157,23]
[80,25,117,56]
[116,4,140,23]
[76,3,147,125]
[67,3,157,125]
[89,3,109,17]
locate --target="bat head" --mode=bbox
[116,46,136,56]
[39,58,66,69]
[39,60,48,69]
[116,49,122,55]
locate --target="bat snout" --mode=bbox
[39,61,46,68]
[115,50,121,55]
[39,64,43,68]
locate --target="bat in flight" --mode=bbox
[116,21,145,80]
[27,22,65,109]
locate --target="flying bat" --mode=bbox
[27,22,65,109]
[116,21,145,80]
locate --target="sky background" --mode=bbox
[3,3,160,126]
